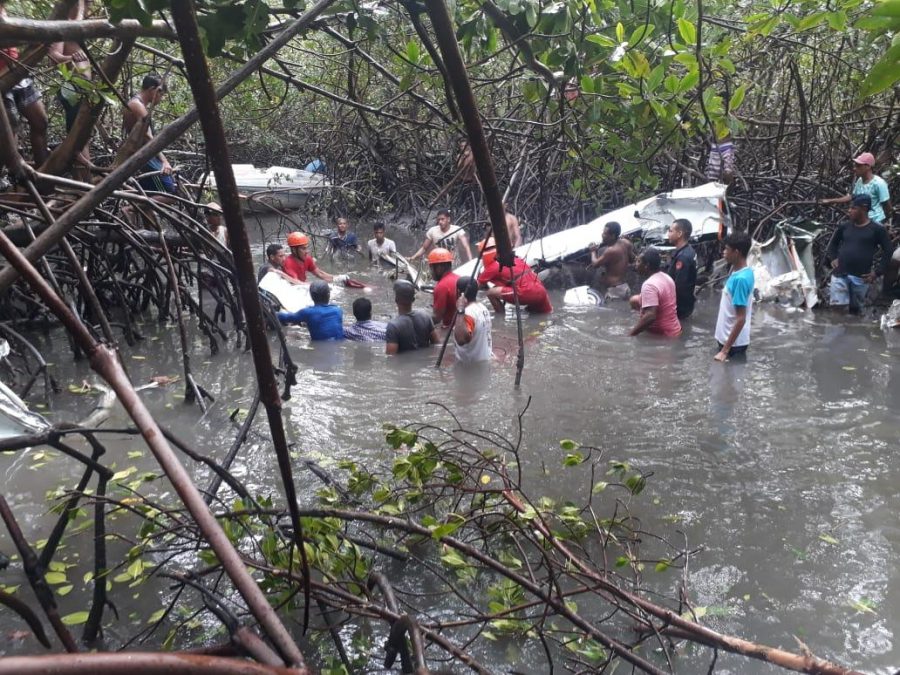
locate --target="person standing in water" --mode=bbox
[666,218,697,320]
[409,209,472,263]
[453,277,493,363]
[589,222,634,300]
[385,281,438,354]
[629,248,681,338]
[714,232,754,361]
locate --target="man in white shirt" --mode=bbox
[409,209,472,263]
[367,221,396,261]
[453,277,492,364]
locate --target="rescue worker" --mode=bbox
[428,247,459,328]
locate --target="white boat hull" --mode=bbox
[209,164,331,212]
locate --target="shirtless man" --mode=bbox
[504,203,522,248]
[122,74,175,198]
[589,221,634,300]
[48,0,91,179]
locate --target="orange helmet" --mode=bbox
[482,248,497,267]
[427,247,453,264]
[478,237,496,252]
[287,232,309,247]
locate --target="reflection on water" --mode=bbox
[1,222,898,672]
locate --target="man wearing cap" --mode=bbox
[204,202,228,246]
[385,281,438,354]
[428,248,459,328]
[409,209,472,263]
[820,152,892,225]
[826,194,893,312]
[628,248,681,338]
[283,232,346,284]
[477,239,552,314]
[276,280,344,340]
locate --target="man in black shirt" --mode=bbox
[826,194,894,312]
[666,218,697,320]
[385,281,438,355]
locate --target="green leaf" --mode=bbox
[677,69,699,93]
[615,22,624,43]
[61,611,89,626]
[147,608,167,624]
[57,584,74,596]
[112,466,137,482]
[628,23,655,45]
[797,12,827,31]
[586,33,616,48]
[44,572,67,585]
[406,40,419,62]
[860,44,900,97]
[749,15,780,36]
[591,481,608,494]
[563,452,584,466]
[677,18,696,45]
[655,559,671,573]
[847,598,877,614]
[825,10,848,31]
[615,556,629,567]
[872,0,900,17]
[559,439,579,451]
[818,533,839,545]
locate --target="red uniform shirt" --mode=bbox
[478,257,552,313]
[432,272,459,327]
[283,254,317,281]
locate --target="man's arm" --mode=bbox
[876,226,894,276]
[826,226,843,267]
[409,235,433,260]
[458,233,472,262]
[590,247,615,269]
[629,306,657,337]
[821,194,851,206]
[714,306,746,362]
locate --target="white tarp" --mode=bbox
[454,182,728,278]
[258,272,313,313]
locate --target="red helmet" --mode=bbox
[482,248,497,267]
[287,232,309,247]
[427,247,453,264]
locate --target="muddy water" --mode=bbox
[1,221,899,673]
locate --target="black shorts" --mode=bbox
[2,79,42,121]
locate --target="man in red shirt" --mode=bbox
[428,247,459,328]
[477,239,552,314]
[282,232,345,284]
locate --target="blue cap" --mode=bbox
[850,194,872,208]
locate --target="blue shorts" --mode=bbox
[829,275,868,307]
[139,157,177,195]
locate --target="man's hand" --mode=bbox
[332,274,349,284]
[831,259,839,270]
[71,49,88,63]
[456,296,467,313]
[161,160,173,175]
[714,350,729,362]
[864,272,877,284]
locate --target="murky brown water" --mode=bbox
[2,219,899,672]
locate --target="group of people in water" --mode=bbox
[256,210,544,363]
[257,150,897,365]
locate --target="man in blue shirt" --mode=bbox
[329,217,360,253]
[277,281,344,340]
[344,298,387,341]
[714,232,754,362]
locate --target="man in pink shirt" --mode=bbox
[629,248,682,337]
